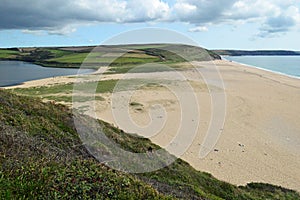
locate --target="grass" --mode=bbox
[0,49,20,59]
[0,90,167,199]
[47,51,160,65]
[1,89,300,199]
[46,49,73,58]
[120,44,169,50]
[10,79,165,99]
[9,79,129,103]
[47,52,91,63]
[44,95,105,103]
[12,83,74,96]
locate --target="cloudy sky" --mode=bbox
[1,0,299,50]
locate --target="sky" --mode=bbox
[0,0,300,50]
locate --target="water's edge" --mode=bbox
[0,60,95,87]
[222,56,300,80]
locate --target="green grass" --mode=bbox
[47,52,90,63]
[12,83,74,96]
[112,56,160,65]
[46,49,73,58]
[44,95,105,103]
[47,52,160,67]
[0,90,167,199]
[0,49,20,59]
[120,44,169,50]
[10,79,158,99]
[9,79,124,104]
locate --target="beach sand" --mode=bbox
[5,60,300,191]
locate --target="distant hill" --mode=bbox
[0,44,221,69]
[212,50,300,56]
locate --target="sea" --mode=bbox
[223,56,300,79]
[0,61,94,87]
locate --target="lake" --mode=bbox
[224,56,300,78]
[0,61,94,87]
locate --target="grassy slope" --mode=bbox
[1,90,299,199]
[0,89,167,199]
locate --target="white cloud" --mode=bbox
[48,25,78,35]
[21,30,45,36]
[124,0,170,22]
[173,0,237,23]
[0,0,299,38]
[173,2,197,17]
[189,26,208,32]
[173,0,300,38]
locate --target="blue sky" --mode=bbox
[0,0,299,50]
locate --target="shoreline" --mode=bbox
[3,60,300,192]
[0,60,96,88]
[221,56,300,81]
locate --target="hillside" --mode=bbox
[212,50,300,56]
[0,44,221,70]
[1,89,300,199]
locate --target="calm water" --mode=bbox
[0,61,94,87]
[224,56,300,78]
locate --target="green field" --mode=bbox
[0,49,20,59]
[45,49,73,58]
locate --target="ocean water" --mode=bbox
[224,56,300,78]
[0,61,94,87]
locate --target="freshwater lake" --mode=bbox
[0,61,94,87]
[224,56,300,78]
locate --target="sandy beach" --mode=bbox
[5,60,300,191]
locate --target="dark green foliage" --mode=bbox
[19,49,54,62]
[239,183,300,200]
[0,90,166,199]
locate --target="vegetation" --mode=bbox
[1,89,299,199]
[10,79,119,96]
[0,44,221,73]
[0,49,20,59]
[10,79,169,103]
[130,102,143,107]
